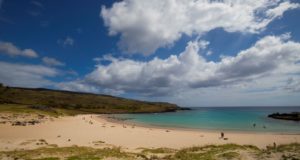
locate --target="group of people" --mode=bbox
[253,123,267,129]
[219,123,268,140]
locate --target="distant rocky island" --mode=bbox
[268,112,300,121]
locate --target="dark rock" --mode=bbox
[179,107,192,110]
[27,120,40,125]
[12,121,23,126]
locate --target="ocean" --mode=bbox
[115,107,300,133]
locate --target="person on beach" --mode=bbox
[253,123,256,128]
[221,132,224,139]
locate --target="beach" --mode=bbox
[0,114,299,152]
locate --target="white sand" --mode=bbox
[0,114,299,151]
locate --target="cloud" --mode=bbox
[57,37,74,47]
[42,57,65,67]
[266,1,299,18]
[60,34,300,97]
[284,77,300,92]
[56,80,100,94]
[31,0,44,8]
[57,80,125,96]
[0,61,59,88]
[28,1,44,17]
[206,51,213,56]
[101,0,299,55]
[0,41,39,58]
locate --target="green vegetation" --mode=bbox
[0,85,181,115]
[1,143,299,160]
[173,144,248,160]
[0,146,135,160]
[141,147,175,154]
[218,151,240,159]
[276,142,300,152]
[0,104,61,116]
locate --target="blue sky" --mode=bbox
[0,0,300,107]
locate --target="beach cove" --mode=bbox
[115,107,300,133]
[0,114,299,152]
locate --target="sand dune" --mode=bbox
[0,114,299,151]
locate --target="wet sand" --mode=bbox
[0,114,299,151]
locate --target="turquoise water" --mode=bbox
[116,107,300,133]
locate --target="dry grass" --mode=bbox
[1,143,299,160]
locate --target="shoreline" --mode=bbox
[0,113,300,151]
[100,114,300,135]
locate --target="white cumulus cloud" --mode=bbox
[0,61,59,88]
[58,36,74,47]
[101,0,299,55]
[0,41,39,58]
[59,34,300,98]
[42,57,65,67]
[56,80,100,93]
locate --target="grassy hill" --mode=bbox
[0,84,182,115]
